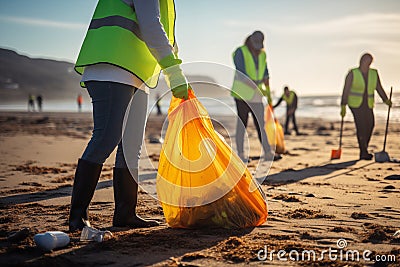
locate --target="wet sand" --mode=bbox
[0,110,399,267]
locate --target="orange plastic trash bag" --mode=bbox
[157,90,268,229]
[265,105,285,154]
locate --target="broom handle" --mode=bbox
[339,116,344,149]
[383,87,393,152]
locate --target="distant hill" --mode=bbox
[0,48,84,103]
[0,48,228,104]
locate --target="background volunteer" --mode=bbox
[340,53,391,160]
[273,86,299,135]
[231,31,277,162]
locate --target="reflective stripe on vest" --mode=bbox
[282,91,295,105]
[348,68,377,108]
[75,0,175,88]
[231,45,267,100]
[89,15,143,40]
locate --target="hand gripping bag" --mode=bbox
[157,90,267,229]
[265,105,285,154]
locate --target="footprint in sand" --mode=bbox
[331,226,356,233]
[362,223,397,243]
[380,185,398,193]
[287,208,334,219]
[272,194,300,202]
[351,212,371,219]
[383,185,395,189]
[385,175,400,180]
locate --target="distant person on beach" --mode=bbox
[77,94,83,112]
[155,93,162,115]
[69,0,189,232]
[231,31,280,162]
[340,53,392,160]
[273,86,300,135]
[28,94,35,112]
[36,95,43,112]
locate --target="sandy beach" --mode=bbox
[0,110,399,267]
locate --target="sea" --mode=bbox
[1,94,399,123]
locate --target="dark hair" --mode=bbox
[244,35,252,47]
[360,53,373,65]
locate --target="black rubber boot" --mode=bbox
[113,168,159,228]
[69,159,102,232]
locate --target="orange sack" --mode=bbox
[157,90,268,229]
[265,105,286,154]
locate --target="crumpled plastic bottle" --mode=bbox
[80,226,113,242]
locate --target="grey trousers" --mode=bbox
[234,98,271,156]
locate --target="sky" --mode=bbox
[1,0,400,96]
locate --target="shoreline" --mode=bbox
[1,101,399,122]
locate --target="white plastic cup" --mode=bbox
[80,226,113,242]
[34,231,70,251]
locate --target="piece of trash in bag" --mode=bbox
[80,226,113,242]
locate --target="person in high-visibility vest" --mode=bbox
[231,31,280,162]
[273,86,300,135]
[28,94,35,112]
[341,53,392,160]
[69,0,189,232]
[36,95,43,112]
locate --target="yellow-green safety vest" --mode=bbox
[231,45,268,101]
[348,68,377,108]
[75,0,176,88]
[282,91,295,105]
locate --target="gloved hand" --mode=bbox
[163,66,189,99]
[260,88,269,97]
[340,105,346,118]
[384,99,392,107]
[159,54,189,100]
[260,85,272,105]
